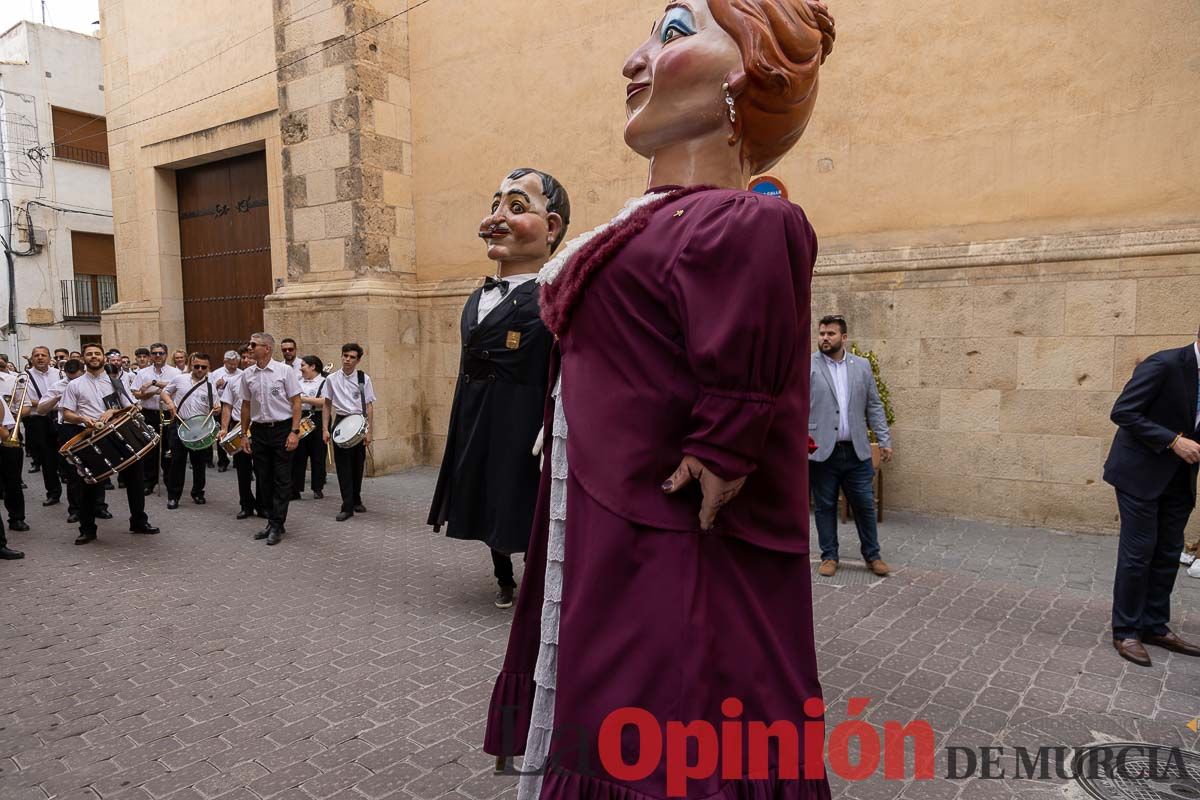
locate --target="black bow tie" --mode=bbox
[483,276,510,296]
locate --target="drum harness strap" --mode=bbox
[173,378,214,420]
[106,371,135,410]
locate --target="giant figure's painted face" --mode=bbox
[478,173,562,267]
[622,1,743,162]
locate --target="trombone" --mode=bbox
[3,374,30,448]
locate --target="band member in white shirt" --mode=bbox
[219,350,261,521]
[279,338,303,373]
[292,356,327,501]
[23,346,62,507]
[213,351,243,473]
[239,332,302,545]
[132,343,181,495]
[0,398,23,559]
[37,358,106,524]
[321,343,375,522]
[60,344,159,544]
[0,365,31,532]
[161,353,221,509]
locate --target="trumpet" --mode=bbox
[3,374,29,448]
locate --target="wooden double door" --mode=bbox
[176,151,272,358]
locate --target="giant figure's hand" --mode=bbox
[662,455,747,531]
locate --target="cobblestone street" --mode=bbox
[1,467,1198,799]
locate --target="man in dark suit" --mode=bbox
[428,168,569,609]
[1103,334,1200,667]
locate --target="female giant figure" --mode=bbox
[485,1,837,797]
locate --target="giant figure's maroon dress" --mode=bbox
[485,186,830,799]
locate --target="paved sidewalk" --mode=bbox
[0,467,1197,799]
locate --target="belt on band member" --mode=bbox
[251,419,293,428]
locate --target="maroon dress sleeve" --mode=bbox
[668,193,816,481]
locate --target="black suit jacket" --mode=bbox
[1102,343,1199,504]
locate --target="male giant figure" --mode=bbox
[1104,331,1200,667]
[428,168,569,609]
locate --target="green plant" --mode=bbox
[850,343,895,443]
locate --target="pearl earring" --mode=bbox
[723,82,737,125]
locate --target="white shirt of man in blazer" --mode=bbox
[809,320,893,464]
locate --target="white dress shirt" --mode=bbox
[299,376,326,410]
[164,373,219,420]
[39,376,70,423]
[220,378,245,424]
[25,366,61,414]
[214,366,242,393]
[477,273,536,325]
[132,365,181,411]
[61,371,135,420]
[823,352,852,442]
[240,361,302,423]
[320,369,376,417]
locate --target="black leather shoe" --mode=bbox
[336,511,353,522]
[266,528,283,545]
[130,524,159,535]
[67,513,79,524]
[353,504,366,513]
[256,510,268,519]
[192,496,206,505]
[313,490,323,500]
[217,465,228,473]
[0,546,24,559]
[8,521,29,532]
[254,527,271,540]
[143,486,155,497]
[1143,632,1200,657]
[74,533,96,545]
[167,499,179,509]
[236,509,253,520]
[96,510,113,520]
[28,464,39,474]
[42,496,60,507]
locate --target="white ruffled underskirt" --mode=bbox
[517,373,568,800]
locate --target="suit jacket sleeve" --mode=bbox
[669,194,813,480]
[1110,354,1177,452]
[863,361,892,448]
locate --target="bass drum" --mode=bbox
[59,406,160,484]
[332,414,367,448]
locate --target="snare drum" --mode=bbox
[177,414,219,451]
[297,415,316,440]
[332,414,368,448]
[59,406,160,484]
[219,426,248,456]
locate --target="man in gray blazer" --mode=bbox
[809,315,893,577]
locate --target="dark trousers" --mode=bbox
[166,424,209,500]
[810,442,881,563]
[141,409,167,488]
[332,416,365,513]
[291,413,326,495]
[217,442,230,469]
[233,450,258,514]
[0,445,25,524]
[1112,463,1191,639]
[24,416,60,499]
[79,455,146,536]
[58,423,105,516]
[491,548,516,589]
[251,421,293,529]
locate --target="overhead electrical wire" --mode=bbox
[40,0,438,155]
[43,0,335,150]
